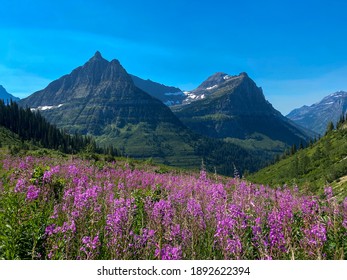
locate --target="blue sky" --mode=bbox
[1,0,347,114]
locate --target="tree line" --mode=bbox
[0,100,120,156]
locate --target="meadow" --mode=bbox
[0,155,346,260]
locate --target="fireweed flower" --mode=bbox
[186,198,206,229]
[45,224,56,236]
[80,235,100,259]
[26,185,40,201]
[151,199,175,227]
[226,237,242,256]
[155,245,182,260]
[252,217,262,240]
[267,210,286,251]
[324,187,334,200]
[304,223,327,246]
[43,165,60,182]
[68,164,79,176]
[105,198,135,241]
[3,155,347,260]
[15,178,26,193]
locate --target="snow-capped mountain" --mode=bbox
[182,72,235,104]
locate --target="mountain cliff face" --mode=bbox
[19,52,198,164]
[173,72,311,145]
[18,52,265,174]
[287,91,347,135]
[0,85,20,104]
[19,52,184,135]
[130,74,185,106]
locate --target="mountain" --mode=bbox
[248,118,347,198]
[287,91,347,135]
[18,51,191,161]
[18,52,265,174]
[130,74,185,106]
[172,72,311,147]
[19,51,184,135]
[182,72,232,104]
[0,85,20,104]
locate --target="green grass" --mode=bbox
[225,133,287,153]
[248,124,347,199]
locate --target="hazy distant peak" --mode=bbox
[287,90,347,134]
[0,85,20,104]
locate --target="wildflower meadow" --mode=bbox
[0,155,346,260]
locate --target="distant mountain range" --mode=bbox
[18,51,311,174]
[0,85,20,104]
[287,91,347,135]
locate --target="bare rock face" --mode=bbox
[19,51,184,136]
[173,72,311,145]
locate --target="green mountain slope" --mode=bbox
[0,126,22,146]
[248,121,347,197]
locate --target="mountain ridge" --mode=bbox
[18,52,267,175]
[287,91,347,135]
[0,85,20,104]
[172,72,311,145]
[130,74,185,106]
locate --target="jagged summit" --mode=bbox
[18,52,186,141]
[93,51,102,59]
[86,51,107,64]
[19,52,135,107]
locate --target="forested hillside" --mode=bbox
[248,118,347,197]
[0,100,118,156]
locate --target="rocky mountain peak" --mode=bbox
[94,50,102,59]
[196,72,229,90]
[86,51,107,64]
[19,52,136,107]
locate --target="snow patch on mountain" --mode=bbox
[31,104,64,111]
[206,85,218,90]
